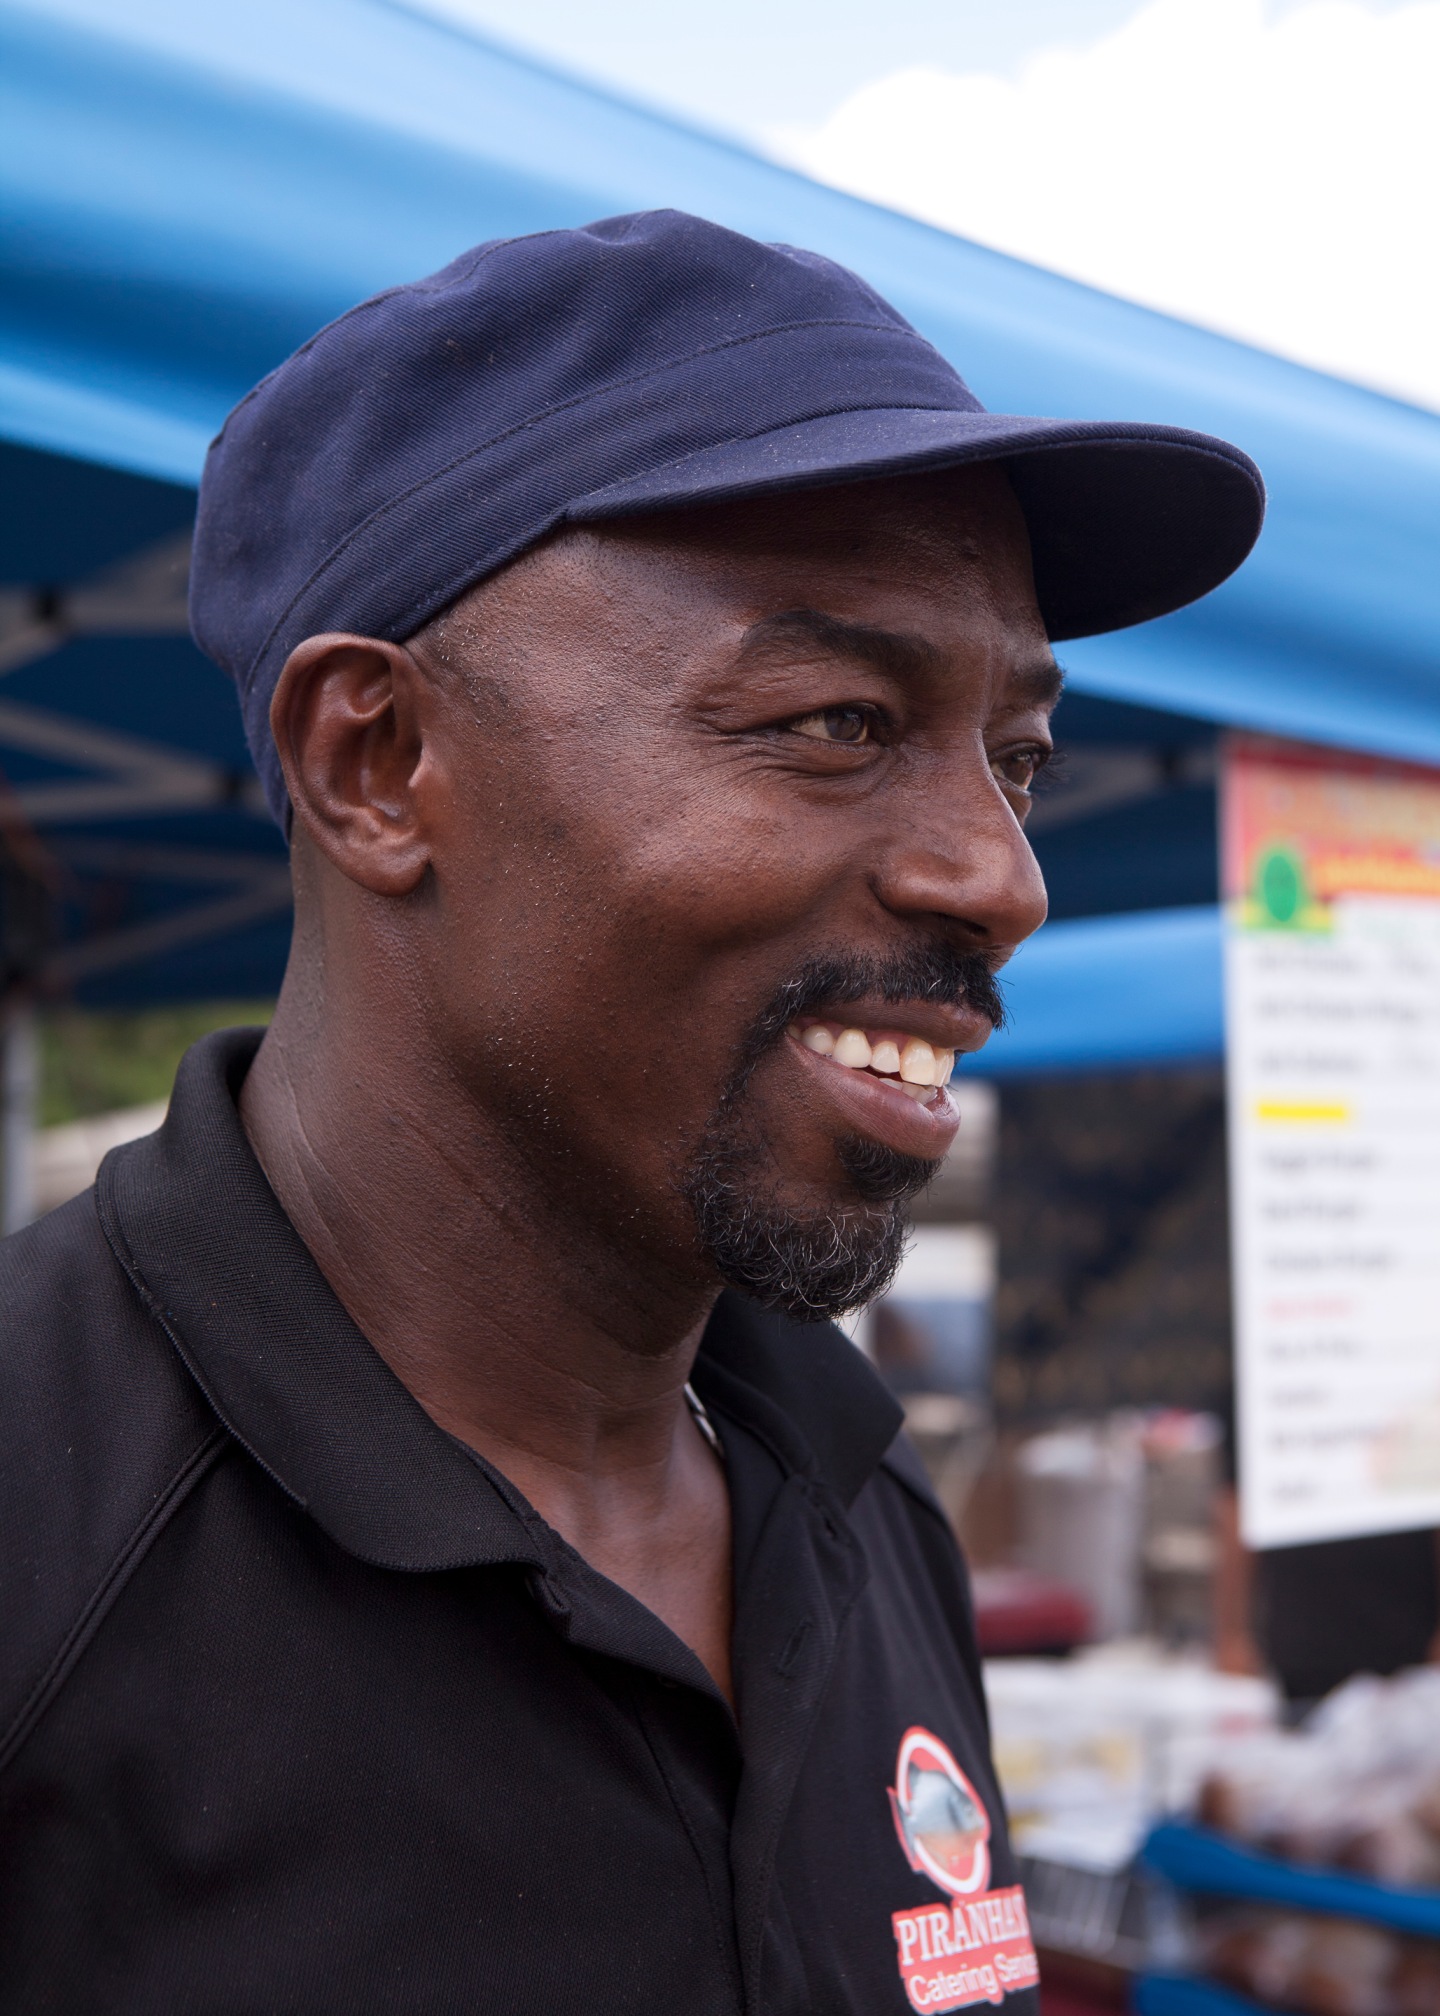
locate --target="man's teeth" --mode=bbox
[899,1038,938,1085]
[793,1023,955,1089]
[832,1028,872,1069]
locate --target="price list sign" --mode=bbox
[1224,736,1440,1548]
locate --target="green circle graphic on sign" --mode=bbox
[1255,845,1307,925]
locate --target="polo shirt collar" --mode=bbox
[97,1029,903,1573]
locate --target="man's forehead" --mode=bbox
[574,469,1050,667]
[440,470,1050,695]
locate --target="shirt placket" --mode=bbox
[726,1470,870,2016]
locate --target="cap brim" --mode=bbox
[568,407,1264,641]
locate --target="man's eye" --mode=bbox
[992,746,1049,791]
[790,706,875,745]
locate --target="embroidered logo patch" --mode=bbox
[887,1726,1038,2010]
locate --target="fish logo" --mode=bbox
[888,1726,991,1898]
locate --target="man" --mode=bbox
[0,212,1262,2011]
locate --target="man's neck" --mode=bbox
[237,998,720,1524]
[239,995,736,1701]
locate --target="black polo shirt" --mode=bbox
[0,1031,1038,2015]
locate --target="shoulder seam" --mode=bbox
[0,1425,228,1777]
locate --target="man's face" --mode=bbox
[406,465,1054,1322]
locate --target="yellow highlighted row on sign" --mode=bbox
[1254,1100,1352,1124]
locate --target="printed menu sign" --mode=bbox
[1224,736,1440,1548]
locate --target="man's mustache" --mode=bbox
[725,943,1007,1102]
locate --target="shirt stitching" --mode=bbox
[629,1682,744,2008]
[0,1427,227,1778]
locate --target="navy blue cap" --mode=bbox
[190,209,1264,829]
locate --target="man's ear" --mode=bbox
[269,633,435,895]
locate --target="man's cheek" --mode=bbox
[622,807,835,934]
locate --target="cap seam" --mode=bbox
[239,316,946,688]
[567,400,970,506]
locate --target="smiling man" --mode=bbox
[0,213,1262,2012]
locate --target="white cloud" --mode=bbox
[774,0,1440,409]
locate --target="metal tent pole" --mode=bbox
[1,998,37,1235]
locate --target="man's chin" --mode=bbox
[835,1134,943,1208]
[682,1136,937,1323]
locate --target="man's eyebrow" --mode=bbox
[735,608,940,684]
[735,610,1065,711]
[1007,656,1066,711]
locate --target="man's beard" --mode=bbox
[680,945,1005,1323]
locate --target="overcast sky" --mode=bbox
[415,0,1440,410]
[412,0,1160,132]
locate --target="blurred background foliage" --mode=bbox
[39,1004,274,1126]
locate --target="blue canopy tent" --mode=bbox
[3,0,1439,1067]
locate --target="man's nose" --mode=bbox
[868,759,1049,953]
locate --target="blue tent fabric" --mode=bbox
[6,0,1440,759]
[2,0,1438,1044]
[967,905,1224,1079]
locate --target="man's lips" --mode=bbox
[783,1027,963,1161]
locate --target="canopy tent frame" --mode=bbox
[1,0,1437,1082]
